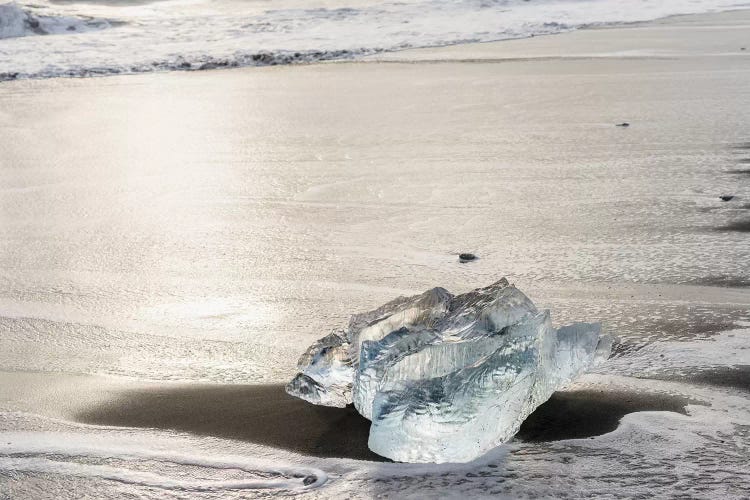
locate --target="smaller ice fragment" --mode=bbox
[286,332,353,407]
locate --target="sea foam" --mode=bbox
[0,2,109,40]
[0,0,743,80]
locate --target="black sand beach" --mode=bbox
[2,8,750,498]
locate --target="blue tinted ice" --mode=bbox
[286,279,611,463]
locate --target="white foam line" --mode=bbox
[0,431,328,491]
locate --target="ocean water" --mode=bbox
[1,4,750,499]
[0,0,748,80]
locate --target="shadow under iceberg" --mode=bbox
[76,384,691,461]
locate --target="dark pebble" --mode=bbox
[459,253,477,262]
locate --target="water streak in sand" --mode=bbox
[0,432,328,491]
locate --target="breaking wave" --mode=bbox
[0,2,109,40]
[0,0,746,80]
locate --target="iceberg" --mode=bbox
[286,279,611,463]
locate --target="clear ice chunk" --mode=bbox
[286,332,354,407]
[286,278,611,463]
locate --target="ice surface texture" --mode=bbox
[286,279,611,463]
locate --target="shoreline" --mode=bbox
[363,8,750,63]
[1,9,749,84]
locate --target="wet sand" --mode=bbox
[684,276,750,288]
[0,11,749,492]
[640,366,750,396]
[2,10,750,387]
[0,370,696,460]
[678,365,750,393]
[718,220,750,232]
[73,382,691,459]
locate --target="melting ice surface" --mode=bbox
[0,0,745,80]
[287,279,612,463]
